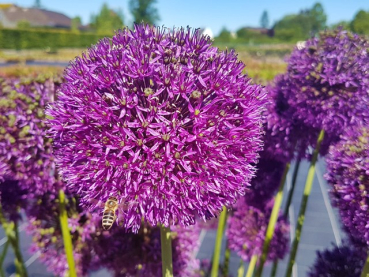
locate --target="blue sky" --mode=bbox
[12,0,369,35]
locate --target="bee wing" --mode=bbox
[118,199,138,211]
[86,198,105,209]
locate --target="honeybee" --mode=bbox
[102,196,119,230]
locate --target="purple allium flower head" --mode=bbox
[91,223,201,276]
[266,73,338,161]
[46,24,267,231]
[227,200,289,262]
[26,193,99,277]
[285,29,369,137]
[307,243,365,277]
[325,126,369,244]
[0,77,61,194]
[0,180,28,221]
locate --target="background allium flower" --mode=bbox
[307,243,365,277]
[325,126,369,244]
[0,76,61,194]
[284,29,369,137]
[266,73,339,161]
[47,24,266,231]
[227,200,289,262]
[26,193,99,277]
[0,180,28,221]
[91,223,201,276]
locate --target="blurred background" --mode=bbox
[0,1,368,276]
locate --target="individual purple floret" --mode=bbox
[0,76,61,195]
[285,29,369,138]
[46,24,266,232]
[227,200,289,262]
[307,243,365,277]
[325,126,369,244]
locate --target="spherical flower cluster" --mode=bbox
[226,200,289,261]
[285,29,369,137]
[46,24,267,231]
[91,223,201,276]
[325,126,369,244]
[0,76,61,195]
[307,243,365,277]
[265,74,336,160]
[26,193,97,277]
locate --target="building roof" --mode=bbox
[0,4,71,28]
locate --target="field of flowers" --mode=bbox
[0,24,368,277]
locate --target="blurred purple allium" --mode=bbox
[0,180,28,221]
[227,200,289,262]
[0,76,61,194]
[46,24,267,231]
[266,73,339,161]
[325,126,369,244]
[26,194,99,277]
[307,243,365,277]
[91,223,201,276]
[284,29,369,137]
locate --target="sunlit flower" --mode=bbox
[47,24,266,232]
[325,126,369,244]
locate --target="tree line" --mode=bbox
[216,2,369,44]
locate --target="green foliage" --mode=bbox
[0,28,105,49]
[274,2,327,42]
[71,17,81,32]
[330,21,351,31]
[17,20,31,30]
[129,0,160,25]
[91,3,124,34]
[351,10,369,35]
[216,27,232,43]
[260,10,269,28]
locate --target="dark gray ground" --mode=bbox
[0,158,345,277]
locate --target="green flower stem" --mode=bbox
[0,240,9,277]
[0,207,28,277]
[255,163,291,277]
[160,225,173,277]
[270,160,301,277]
[222,243,231,276]
[237,259,244,277]
[246,254,258,277]
[211,206,228,277]
[286,129,325,277]
[361,254,369,277]
[58,189,77,277]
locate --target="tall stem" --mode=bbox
[270,160,301,277]
[0,205,28,277]
[237,259,245,277]
[222,243,231,277]
[160,225,173,277]
[361,254,369,277]
[285,129,325,277]
[211,206,228,277]
[246,254,258,277]
[0,240,9,277]
[58,189,77,277]
[255,163,291,277]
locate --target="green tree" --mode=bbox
[71,16,81,32]
[34,0,41,8]
[17,20,31,29]
[309,2,326,33]
[91,3,124,34]
[260,10,269,28]
[351,10,369,35]
[129,0,160,25]
[216,27,232,43]
[330,21,351,31]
